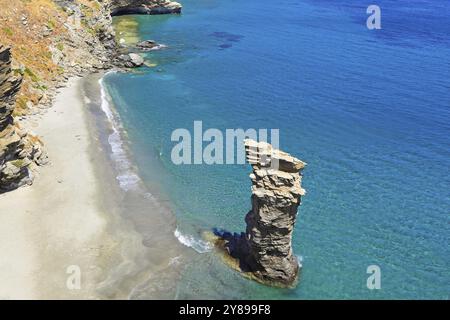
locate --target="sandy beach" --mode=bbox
[0,77,123,299]
[0,75,190,300]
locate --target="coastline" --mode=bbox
[0,77,122,299]
[0,72,195,299]
[88,73,192,299]
[0,75,187,299]
[0,1,197,300]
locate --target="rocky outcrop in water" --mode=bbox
[136,40,167,51]
[0,45,46,192]
[213,139,307,287]
[117,53,145,68]
[110,0,182,16]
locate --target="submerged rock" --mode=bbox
[212,139,307,287]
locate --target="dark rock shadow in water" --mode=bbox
[209,31,245,50]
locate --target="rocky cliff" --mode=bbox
[0,45,46,192]
[0,0,182,192]
[213,140,307,287]
[0,0,116,192]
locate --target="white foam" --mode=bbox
[174,228,212,254]
[99,76,141,192]
[297,255,304,268]
[117,174,141,191]
[147,44,168,51]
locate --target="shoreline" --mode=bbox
[0,1,196,300]
[0,75,188,299]
[0,73,193,299]
[0,77,123,299]
[87,73,192,299]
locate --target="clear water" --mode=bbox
[103,0,450,299]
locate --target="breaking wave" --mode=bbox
[99,76,141,192]
[297,255,304,268]
[174,228,212,254]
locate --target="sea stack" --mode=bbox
[243,139,306,285]
[213,139,306,287]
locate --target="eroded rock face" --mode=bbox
[0,47,21,132]
[0,45,46,192]
[52,0,117,72]
[214,139,307,287]
[110,0,182,16]
[243,139,306,285]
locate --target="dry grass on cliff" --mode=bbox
[0,0,65,113]
[0,0,102,115]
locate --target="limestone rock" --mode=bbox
[215,139,307,287]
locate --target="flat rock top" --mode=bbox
[244,139,306,173]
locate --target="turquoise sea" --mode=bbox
[102,0,450,299]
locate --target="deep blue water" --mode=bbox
[104,0,450,299]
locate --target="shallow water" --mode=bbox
[104,0,450,299]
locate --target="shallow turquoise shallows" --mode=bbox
[103,0,450,299]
